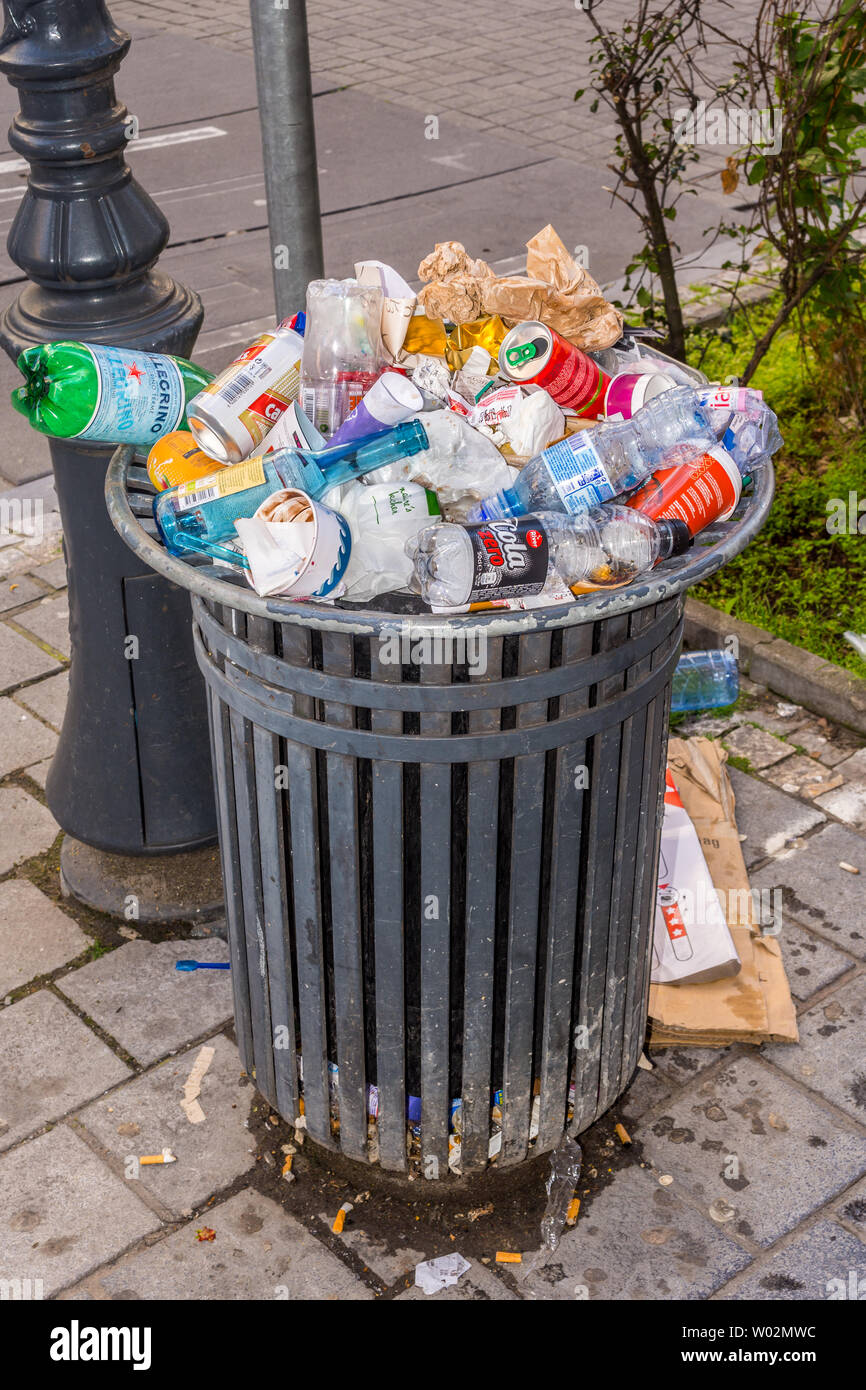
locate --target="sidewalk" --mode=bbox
[1,543,864,1299]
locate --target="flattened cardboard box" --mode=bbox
[648,737,798,1047]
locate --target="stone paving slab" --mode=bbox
[398,1256,516,1300]
[518,1165,752,1301]
[58,937,232,1065]
[716,1219,865,1300]
[0,695,57,775]
[751,824,866,960]
[0,879,89,996]
[0,575,41,612]
[779,920,856,1003]
[0,622,61,689]
[795,723,860,766]
[23,757,52,790]
[30,557,67,590]
[834,1176,866,1234]
[617,1066,672,1124]
[0,1125,160,1297]
[727,768,826,868]
[14,594,70,659]
[0,786,59,874]
[763,975,866,1127]
[814,779,866,831]
[723,724,794,771]
[640,1054,866,1248]
[15,670,69,732]
[317,1211,425,1285]
[60,1188,372,1301]
[764,754,846,798]
[835,749,866,782]
[0,990,131,1152]
[648,1046,736,1087]
[74,1034,255,1218]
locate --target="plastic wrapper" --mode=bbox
[324,479,442,602]
[539,1137,583,1254]
[363,408,515,514]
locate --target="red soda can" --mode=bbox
[499,320,611,418]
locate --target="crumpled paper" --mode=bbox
[417,224,623,350]
[414,1253,471,1295]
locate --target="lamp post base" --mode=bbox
[60,835,225,926]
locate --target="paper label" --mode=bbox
[80,346,185,442]
[174,456,266,510]
[466,517,549,602]
[540,435,614,512]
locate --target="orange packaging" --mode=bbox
[146,431,227,492]
[627,444,742,538]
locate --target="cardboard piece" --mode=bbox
[648,737,798,1047]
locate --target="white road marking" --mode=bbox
[0,124,228,176]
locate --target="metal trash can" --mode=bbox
[107,449,773,1178]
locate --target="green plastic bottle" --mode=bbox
[12,341,213,446]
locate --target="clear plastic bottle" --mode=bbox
[696,386,782,473]
[299,279,385,436]
[408,506,692,608]
[670,649,739,712]
[466,385,717,523]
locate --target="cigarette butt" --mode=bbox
[281,1154,293,1176]
[332,1202,353,1234]
[615,1123,632,1146]
[495,1251,522,1264]
[139,1150,176,1165]
[839,862,859,874]
[566,1197,580,1225]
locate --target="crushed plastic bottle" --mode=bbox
[408,506,692,609]
[466,385,716,522]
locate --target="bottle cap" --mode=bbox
[658,518,692,557]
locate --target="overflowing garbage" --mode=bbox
[12,224,783,614]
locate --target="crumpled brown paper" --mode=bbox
[416,225,623,350]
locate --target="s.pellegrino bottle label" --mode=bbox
[78,345,186,443]
[467,516,549,602]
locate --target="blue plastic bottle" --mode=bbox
[154,420,428,561]
[671,650,739,712]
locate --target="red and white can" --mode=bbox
[187,318,304,465]
[499,320,610,418]
[627,443,742,538]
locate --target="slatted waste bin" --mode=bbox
[107,448,773,1178]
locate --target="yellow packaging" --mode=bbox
[147,431,227,492]
[175,455,266,501]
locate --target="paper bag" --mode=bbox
[648,737,798,1047]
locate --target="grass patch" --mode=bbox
[687,298,866,678]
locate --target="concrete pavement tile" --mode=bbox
[519,1165,751,1301]
[764,755,846,798]
[398,1257,516,1300]
[835,1175,866,1233]
[833,749,866,781]
[0,621,60,688]
[723,724,793,770]
[649,1045,735,1086]
[813,780,866,831]
[778,920,855,1002]
[0,695,56,774]
[717,1219,865,1300]
[0,786,59,873]
[30,557,67,590]
[14,595,70,659]
[641,1054,866,1246]
[61,1189,372,1301]
[751,825,866,959]
[0,1126,160,1297]
[0,575,41,612]
[317,1212,425,1284]
[24,758,52,790]
[795,722,861,766]
[0,991,130,1152]
[15,670,69,731]
[727,768,826,867]
[0,879,89,996]
[617,1066,672,1124]
[763,975,866,1125]
[58,938,232,1065]
[74,1034,255,1217]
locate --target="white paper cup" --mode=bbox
[253,488,351,599]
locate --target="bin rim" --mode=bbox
[106,445,774,637]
